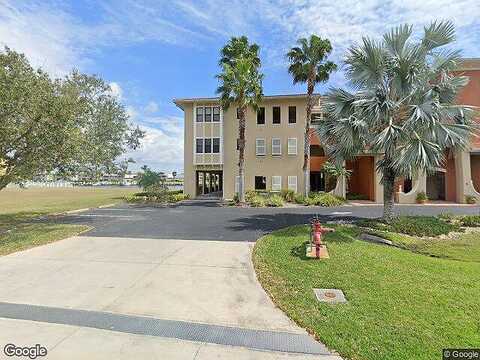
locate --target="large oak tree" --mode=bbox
[0,48,144,189]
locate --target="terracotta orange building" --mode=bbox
[309,58,480,203]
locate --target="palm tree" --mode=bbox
[287,35,337,197]
[217,37,263,203]
[219,36,260,68]
[316,22,477,221]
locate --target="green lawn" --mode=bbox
[253,225,480,360]
[0,187,138,216]
[0,187,137,256]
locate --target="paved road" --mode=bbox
[59,200,480,241]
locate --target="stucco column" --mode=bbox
[374,156,384,203]
[455,150,480,202]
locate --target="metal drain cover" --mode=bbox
[313,288,347,304]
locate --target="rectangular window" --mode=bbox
[196,107,204,122]
[213,107,220,122]
[272,106,281,124]
[288,106,296,123]
[196,138,203,153]
[236,108,240,119]
[255,176,266,190]
[287,138,297,155]
[256,138,266,156]
[257,107,265,125]
[272,176,282,191]
[272,138,281,155]
[213,138,220,153]
[204,107,212,122]
[288,176,297,192]
[236,139,240,151]
[204,138,212,153]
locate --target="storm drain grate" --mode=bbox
[0,302,331,355]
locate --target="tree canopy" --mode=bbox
[315,22,478,220]
[0,47,144,189]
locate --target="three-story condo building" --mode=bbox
[174,59,480,204]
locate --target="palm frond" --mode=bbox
[422,20,456,52]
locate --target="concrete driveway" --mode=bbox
[0,235,339,359]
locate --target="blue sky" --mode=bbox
[1,0,479,173]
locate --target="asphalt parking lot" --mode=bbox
[59,200,480,241]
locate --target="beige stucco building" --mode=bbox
[174,59,480,204]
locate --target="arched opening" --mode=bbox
[426,153,457,202]
[346,156,375,201]
[471,153,480,193]
[427,170,446,201]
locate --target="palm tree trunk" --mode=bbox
[238,106,246,204]
[382,167,396,222]
[303,78,315,197]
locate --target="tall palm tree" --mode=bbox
[287,35,336,196]
[219,36,260,68]
[217,38,263,203]
[316,22,477,221]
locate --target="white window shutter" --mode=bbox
[288,176,297,192]
[235,176,240,193]
[272,138,281,155]
[272,176,282,191]
[288,138,297,155]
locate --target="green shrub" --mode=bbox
[347,193,369,200]
[280,190,296,202]
[245,190,257,203]
[459,215,480,227]
[249,194,266,207]
[358,216,460,237]
[123,194,140,203]
[266,194,284,207]
[465,195,477,204]
[416,191,428,202]
[294,194,305,204]
[304,192,345,207]
[169,193,189,203]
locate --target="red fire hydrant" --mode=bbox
[311,218,334,259]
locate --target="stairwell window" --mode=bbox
[204,107,212,122]
[272,106,281,124]
[213,138,220,153]
[287,138,297,155]
[196,107,204,122]
[272,176,282,191]
[288,176,297,192]
[256,138,266,156]
[288,106,296,123]
[196,138,203,153]
[213,107,220,122]
[272,138,281,155]
[204,138,212,153]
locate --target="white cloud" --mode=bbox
[144,101,159,113]
[126,119,184,172]
[109,82,123,101]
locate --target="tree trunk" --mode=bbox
[382,167,396,222]
[303,78,315,197]
[238,106,246,204]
